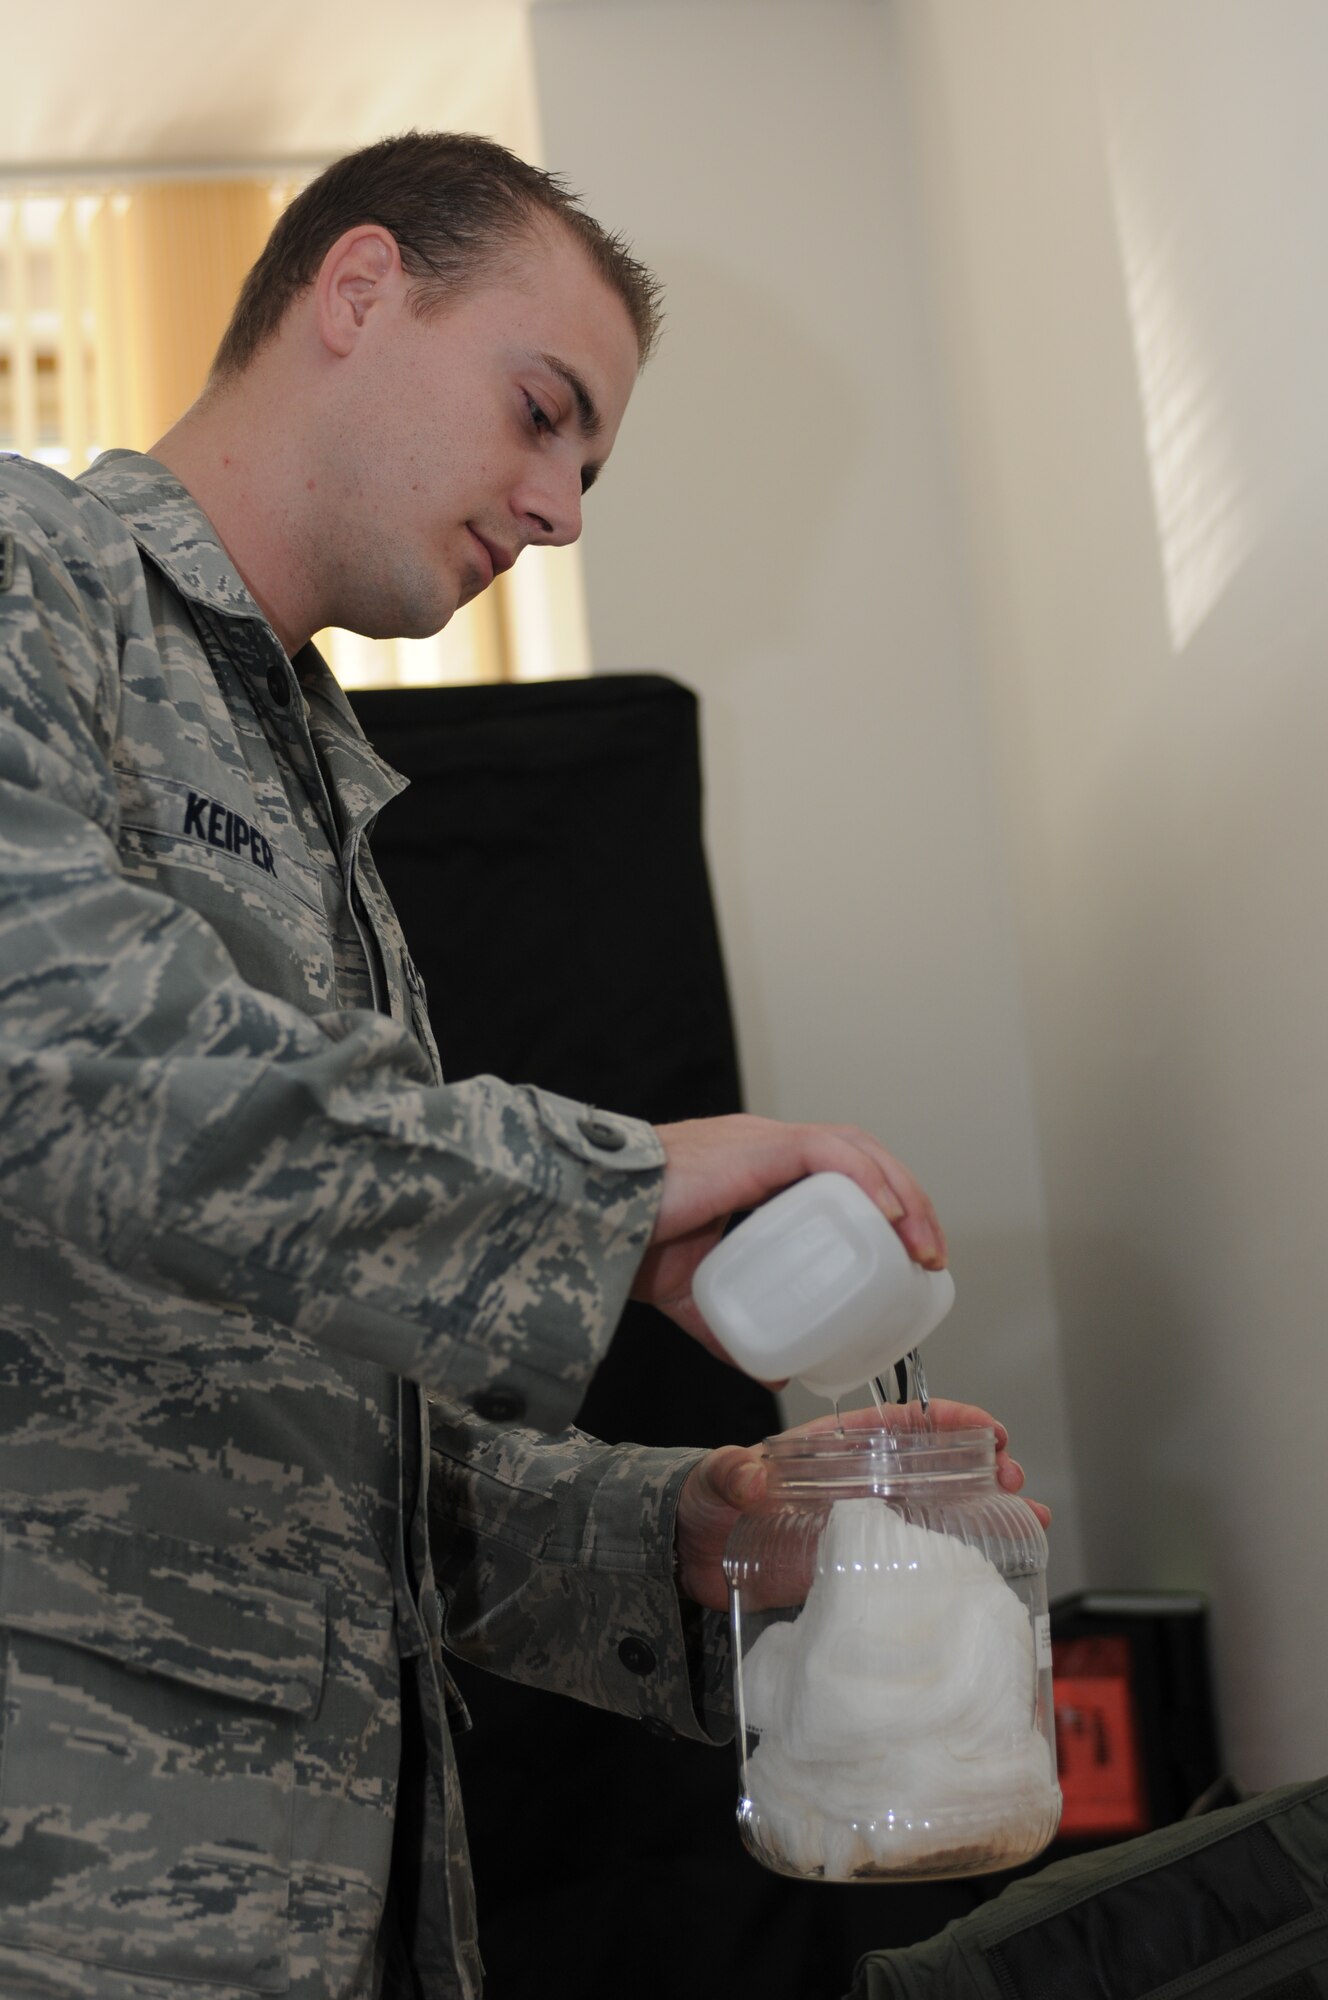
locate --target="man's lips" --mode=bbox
[468,529,515,584]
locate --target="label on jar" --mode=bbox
[1034,1613,1053,1669]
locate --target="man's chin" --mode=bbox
[349,596,457,642]
[395,608,456,639]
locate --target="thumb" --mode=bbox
[705,1444,767,1512]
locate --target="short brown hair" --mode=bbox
[211,130,663,378]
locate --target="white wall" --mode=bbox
[6,1,540,171]
[529,1,1087,1592]
[897,0,1328,1786]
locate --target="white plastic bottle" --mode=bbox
[692,1171,955,1396]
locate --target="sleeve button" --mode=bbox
[472,1386,525,1423]
[578,1115,627,1152]
[617,1636,657,1676]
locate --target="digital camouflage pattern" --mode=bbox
[0,451,726,2000]
[430,1403,733,1735]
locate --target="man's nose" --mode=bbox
[519,465,583,547]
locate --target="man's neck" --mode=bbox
[150,384,318,656]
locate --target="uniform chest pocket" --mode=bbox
[0,1520,326,1994]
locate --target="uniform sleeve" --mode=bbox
[427,1400,734,1743]
[0,486,665,1411]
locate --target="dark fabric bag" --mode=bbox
[848,1778,1328,2000]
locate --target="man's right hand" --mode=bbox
[630,1114,946,1355]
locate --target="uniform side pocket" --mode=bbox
[0,1517,326,1994]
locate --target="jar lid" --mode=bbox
[762,1424,997,1489]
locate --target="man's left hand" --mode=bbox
[674,1400,1051,1611]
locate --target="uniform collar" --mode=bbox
[300,651,409,816]
[82,449,408,815]
[79,449,270,621]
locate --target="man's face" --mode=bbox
[312,222,641,640]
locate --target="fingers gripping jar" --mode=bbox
[722,1427,1061,1881]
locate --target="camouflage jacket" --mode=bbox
[0,452,728,2000]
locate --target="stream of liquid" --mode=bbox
[832,1346,934,1432]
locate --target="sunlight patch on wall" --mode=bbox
[1103,134,1254,655]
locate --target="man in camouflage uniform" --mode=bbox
[0,134,984,1999]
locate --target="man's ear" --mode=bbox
[314,226,402,358]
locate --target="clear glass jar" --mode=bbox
[722,1426,1062,1881]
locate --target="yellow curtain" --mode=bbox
[88,181,273,449]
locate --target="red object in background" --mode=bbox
[1052,1635,1151,1837]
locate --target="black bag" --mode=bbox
[848,1777,1328,2000]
